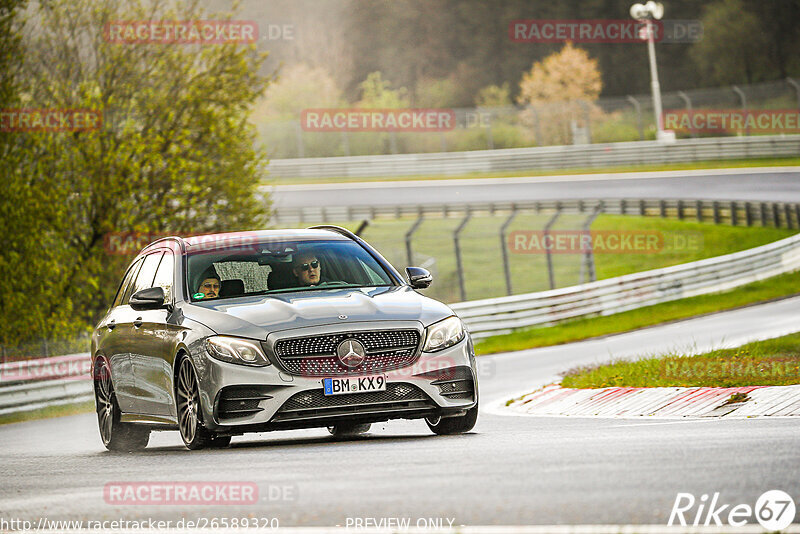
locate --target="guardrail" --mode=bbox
[0,354,92,416]
[267,135,800,179]
[3,228,800,415]
[452,232,800,338]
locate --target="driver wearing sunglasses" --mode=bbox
[292,251,322,286]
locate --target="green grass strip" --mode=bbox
[560,333,800,388]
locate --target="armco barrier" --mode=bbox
[3,231,800,414]
[0,353,93,415]
[452,232,800,338]
[0,378,92,416]
[267,135,800,179]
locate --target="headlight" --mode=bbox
[205,336,270,367]
[423,316,465,352]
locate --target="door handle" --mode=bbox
[133,317,143,328]
[107,319,116,330]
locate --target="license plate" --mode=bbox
[323,375,386,396]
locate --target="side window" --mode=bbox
[152,252,174,302]
[128,253,163,299]
[113,259,142,308]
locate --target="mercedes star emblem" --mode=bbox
[336,339,366,368]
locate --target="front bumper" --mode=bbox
[193,333,477,433]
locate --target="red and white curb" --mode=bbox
[498,383,800,419]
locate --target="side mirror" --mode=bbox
[130,286,166,311]
[405,267,432,289]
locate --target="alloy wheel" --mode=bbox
[95,357,114,445]
[177,358,200,444]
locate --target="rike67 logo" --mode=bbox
[669,490,796,530]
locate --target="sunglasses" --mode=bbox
[299,260,319,271]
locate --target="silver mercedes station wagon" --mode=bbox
[92,226,479,450]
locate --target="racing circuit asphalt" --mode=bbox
[2,168,800,528]
[267,167,800,210]
[2,297,800,527]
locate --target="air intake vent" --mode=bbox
[416,366,475,402]
[217,386,273,420]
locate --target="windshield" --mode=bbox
[185,239,395,302]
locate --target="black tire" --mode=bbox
[94,356,150,452]
[208,435,232,448]
[176,357,215,450]
[327,422,371,440]
[426,404,478,435]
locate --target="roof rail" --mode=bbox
[308,225,360,241]
[143,236,186,254]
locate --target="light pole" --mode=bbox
[630,2,672,141]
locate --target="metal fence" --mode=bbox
[267,134,800,179]
[273,197,800,303]
[260,79,800,160]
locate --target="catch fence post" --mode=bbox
[405,214,424,267]
[544,209,562,290]
[499,206,519,296]
[453,209,473,302]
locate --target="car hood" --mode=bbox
[182,286,455,340]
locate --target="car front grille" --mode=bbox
[271,383,435,422]
[272,329,421,376]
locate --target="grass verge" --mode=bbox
[474,270,800,356]
[560,333,800,388]
[267,157,800,185]
[0,400,94,426]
